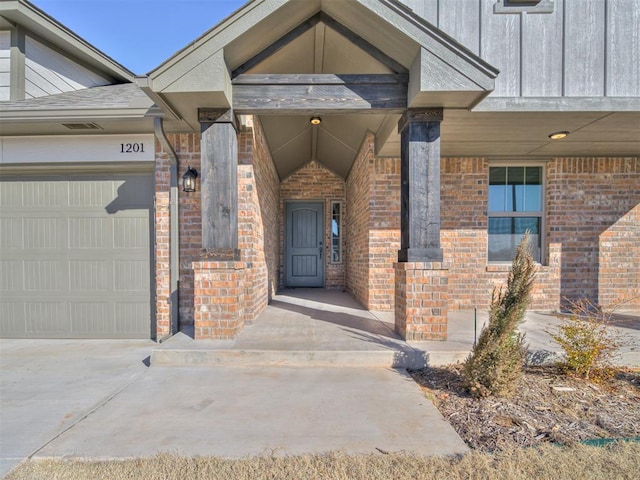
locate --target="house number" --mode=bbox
[120,143,145,153]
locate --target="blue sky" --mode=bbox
[30,0,247,74]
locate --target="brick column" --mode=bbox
[193,260,245,339]
[395,262,449,341]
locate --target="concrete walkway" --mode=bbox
[2,289,638,478]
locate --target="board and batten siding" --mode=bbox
[0,31,10,101]
[24,36,110,99]
[399,0,640,98]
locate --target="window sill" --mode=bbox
[486,262,548,273]
[486,264,511,273]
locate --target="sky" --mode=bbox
[30,0,247,75]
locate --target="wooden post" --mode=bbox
[397,108,444,262]
[199,108,239,260]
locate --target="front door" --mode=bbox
[285,202,324,287]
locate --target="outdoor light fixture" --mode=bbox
[548,131,569,140]
[310,116,322,125]
[182,166,198,192]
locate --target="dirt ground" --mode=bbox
[410,365,640,452]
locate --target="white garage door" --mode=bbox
[0,172,154,338]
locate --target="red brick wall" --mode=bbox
[154,134,201,338]
[345,136,372,307]
[153,143,171,339]
[441,157,560,311]
[154,121,281,337]
[369,157,401,310]
[345,135,400,311]
[548,158,640,309]
[238,117,281,321]
[599,204,640,309]
[280,160,346,289]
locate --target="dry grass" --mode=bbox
[6,442,640,480]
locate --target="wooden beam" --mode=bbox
[320,13,408,74]
[200,112,238,257]
[232,74,408,114]
[232,14,321,77]
[232,73,409,85]
[398,108,444,263]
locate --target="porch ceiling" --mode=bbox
[378,110,640,159]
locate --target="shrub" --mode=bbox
[462,234,536,398]
[551,299,620,381]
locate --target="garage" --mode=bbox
[0,170,154,338]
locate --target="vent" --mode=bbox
[62,123,102,130]
[494,0,554,13]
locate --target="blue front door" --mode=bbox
[285,202,324,287]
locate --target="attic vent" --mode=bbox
[62,123,102,130]
[494,0,554,13]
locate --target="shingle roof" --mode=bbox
[0,83,153,112]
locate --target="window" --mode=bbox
[488,166,543,263]
[331,201,342,263]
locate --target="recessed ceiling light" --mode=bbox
[310,116,321,125]
[548,131,569,140]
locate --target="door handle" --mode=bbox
[319,246,323,259]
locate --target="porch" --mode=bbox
[151,289,640,368]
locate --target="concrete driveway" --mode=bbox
[0,338,467,478]
[0,339,153,477]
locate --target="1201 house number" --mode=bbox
[120,143,145,153]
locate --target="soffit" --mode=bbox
[378,110,640,158]
[261,114,387,179]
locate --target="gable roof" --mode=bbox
[0,0,134,83]
[139,0,498,129]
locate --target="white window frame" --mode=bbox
[487,161,547,265]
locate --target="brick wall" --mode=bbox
[154,121,281,337]
[155,124,638,337]
[238,117,281,321]
[599,204,640,309]
[441,157,560,311]
[153,143,171,339]
[345,135,400,311]
[280,160,346,288]
[154,134,201,338]
[345,135,372,307]
[548,158,640,309]
[369,157,401,311]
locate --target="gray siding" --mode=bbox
[400,0,640,98]
[24,36,110,99]
[0,31,9,101]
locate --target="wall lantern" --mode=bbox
[548,131,569,140]
[310,116,322,125]
[182,166,198,192]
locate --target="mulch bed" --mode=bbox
[410,365,640,452]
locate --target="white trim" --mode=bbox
[0,134,154,164]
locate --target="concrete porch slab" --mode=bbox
[153,289,427,368]
[153,290,640,368]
